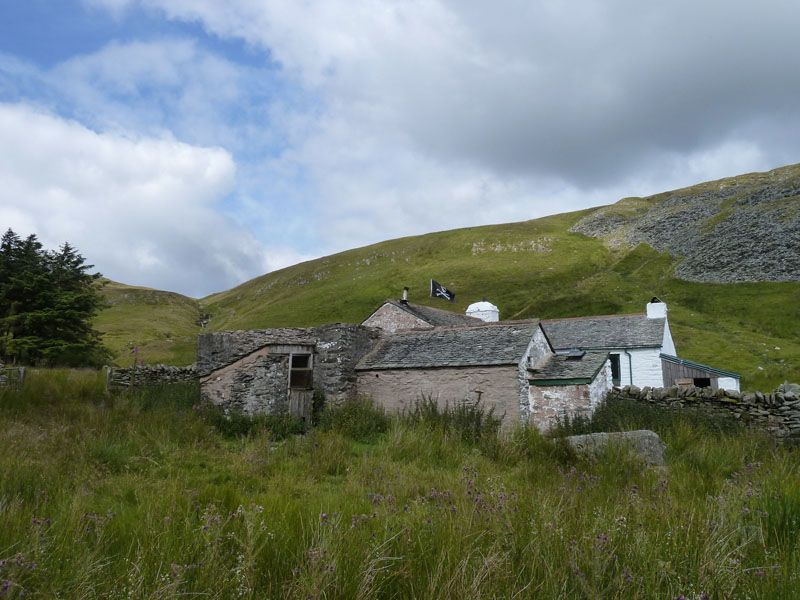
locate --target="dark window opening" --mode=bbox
[290,354,313,389]
[693,377,712,388]
[291,354,310,369]
[610,354,621,384]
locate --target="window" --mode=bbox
[610,353,621,384]
[290,354,313,389]
[693,377,711,388]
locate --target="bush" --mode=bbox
[317,397,390,443]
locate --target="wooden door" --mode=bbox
[289,389,314,423]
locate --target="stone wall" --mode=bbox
[356,365,522,424]
[627,347,667,388]
[529,362,612,431]
[312,324,385,403]
[519,327,553,420]
[198,324,384,413]
[197,328,316,376]
[608,383,800,439]
[362,303,430,333]
[107,364,197,390]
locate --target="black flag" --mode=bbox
[430,279,455,302]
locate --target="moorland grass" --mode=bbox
[1,371,798,598]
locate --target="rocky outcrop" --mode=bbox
[565,430,666,465]
[570,163,800,283]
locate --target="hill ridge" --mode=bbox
[96,163,800,389]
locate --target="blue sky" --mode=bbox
[2,1,799,297]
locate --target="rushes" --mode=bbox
[0,372,799,597]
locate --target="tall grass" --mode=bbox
[1,373,798,598]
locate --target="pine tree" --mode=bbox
[0,229,108,366]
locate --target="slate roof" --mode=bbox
[356,321,540,370]
[528,351,609,384]
[540,314,665,350]
[367,299,483,328]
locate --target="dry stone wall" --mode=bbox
[107,364,197,390]
[608,383,800,440]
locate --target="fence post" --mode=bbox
[18,367,25,387]
[105,365,113,395]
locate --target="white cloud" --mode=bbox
[7,0,798,294]
[0,102,273,297]
[81,2,800,239]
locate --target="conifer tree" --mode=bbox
[0,229,108,366]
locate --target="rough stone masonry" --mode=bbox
[197,323,383,414]
[608,383,800,440]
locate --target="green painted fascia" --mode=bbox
[659,353,741,379]
[530,378,592,386]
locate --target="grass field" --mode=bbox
[1,371,799,598]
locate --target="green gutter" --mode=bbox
[659,353,741,379]
[531,378,593,386]
[624,349,633,386]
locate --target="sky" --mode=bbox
[1,1,799,298]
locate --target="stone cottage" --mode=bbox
[355,320,550,423]
[197,293,739,430]
[198,317,613,430]
[540,297,740,391]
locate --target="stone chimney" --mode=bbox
[466,297,500,322]
[646,296,667,319]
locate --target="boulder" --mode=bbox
[564,430,666,466]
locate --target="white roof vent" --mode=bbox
[466,297,499,322]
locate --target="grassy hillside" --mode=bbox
[198,209,799,390]
[94,170,800,390]
[94,280,203,366]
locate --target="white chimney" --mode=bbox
[466,297,500,322]
[401,286,409,303]
[646,296,667,319]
